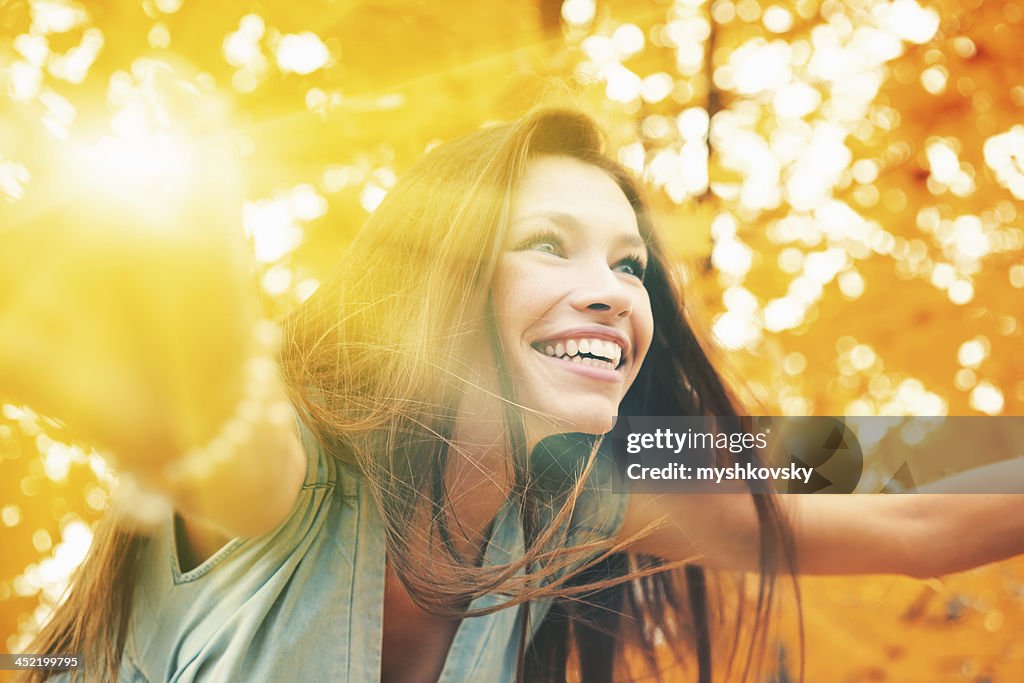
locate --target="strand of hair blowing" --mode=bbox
[19,512,143,682]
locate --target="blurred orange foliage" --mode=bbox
[1,0,1022,680]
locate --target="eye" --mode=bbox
[515,230,565,257]
[614,255,648,281]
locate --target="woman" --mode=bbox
[12,109,1024,682]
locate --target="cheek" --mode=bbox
[491,262,554,338]
[633,295,655,364]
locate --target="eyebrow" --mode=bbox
[511,210,646,249]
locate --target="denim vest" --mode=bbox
[57,415,626,682]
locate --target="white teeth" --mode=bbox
[538,337,625,368]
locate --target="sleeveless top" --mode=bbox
[59,413,628,682]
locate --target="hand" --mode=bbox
[0,72,259,476]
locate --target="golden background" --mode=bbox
[1,0,1022,680]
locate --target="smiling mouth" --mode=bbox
[530,337,624,371]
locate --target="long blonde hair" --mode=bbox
[27,109,801,682]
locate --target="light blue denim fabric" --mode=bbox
[53,414,626,682]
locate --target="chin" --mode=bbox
[543,403,617,437]
[574,413,616,435]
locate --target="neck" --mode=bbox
[441,381,515,561]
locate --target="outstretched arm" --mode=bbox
[620,456,1024,577]
[0,80,307,553]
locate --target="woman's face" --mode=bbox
[491,155,654,443]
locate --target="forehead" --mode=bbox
[510,155,640,237]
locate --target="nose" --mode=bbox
[569,260,634,319]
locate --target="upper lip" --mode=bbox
[531,326,631,359]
